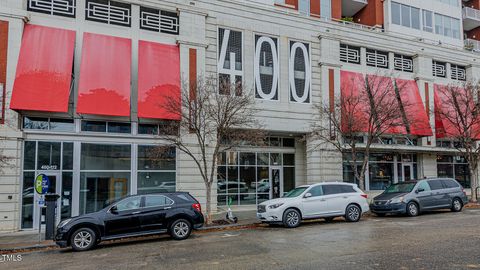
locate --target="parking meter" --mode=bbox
[44,193,60,240]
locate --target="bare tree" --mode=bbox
[152,76,264,223]
[435,82,480,202]
[311,73,411,190]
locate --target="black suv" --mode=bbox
[55,192,204,251]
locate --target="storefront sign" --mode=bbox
[40,165,58,170]
[34,174,50,195]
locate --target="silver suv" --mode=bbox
[370,178,468,217]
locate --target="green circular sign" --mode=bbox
[35,174,50,195]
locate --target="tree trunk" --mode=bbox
[205,181,212,224]
[470,167,478,203]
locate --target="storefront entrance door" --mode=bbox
[400,164,414,182]
[269,167,283,199]
[32,172,62,229]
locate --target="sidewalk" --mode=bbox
[0,209,259,253]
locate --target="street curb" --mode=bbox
[0,222,262,253]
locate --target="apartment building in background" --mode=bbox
[0,0,479,232]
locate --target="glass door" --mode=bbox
[401,164,414,182]
[32,172,62,229]
[269,167,283,199]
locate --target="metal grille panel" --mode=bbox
[140,7,179,35]
[366,49,389,69]
[340,44,360,64]
[433,61,446,78]
[451,65,466,81]
[85,0,131,27]
[393,54,413,73]
[28,0,76,18]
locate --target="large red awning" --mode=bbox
[340,71,432,137]
[76,33,131,116]
[10,24,75,112]
[340,70,369,133]
[138,41,180,120]
[395,79,432,137]
[434,84,480,139]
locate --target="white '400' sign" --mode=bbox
[218,28,311,103]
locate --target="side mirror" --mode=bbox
[304,193,312,198]
[110,205,118,214]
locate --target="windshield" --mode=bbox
[384,182,416,194]
[283,187,308,198]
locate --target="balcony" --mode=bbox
[463,7,480,31]
[342,0,368,17]
[465,38,480,52]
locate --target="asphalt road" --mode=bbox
[5,209,480,270]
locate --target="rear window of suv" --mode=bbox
[427,180,444,190]
[441,180,459,189]
[323,185,350,195]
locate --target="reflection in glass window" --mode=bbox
[137,145,175,170]
[24,141,36,170]
[23,117,49,130]
[145,195,172,207]
[80,172,130,214]
[21,172,35,228]
[107,122,131,134]
[81,143,131,170]
[81,121,107,132]
[62,172,73,219]
[137,172,176,194]
[62,142,73,170]
[116,196,141,211]
[37,142,61,170]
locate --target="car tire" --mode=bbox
[345,204,362,222]
[451,198,463,212]
[70,227,97,252]
[375,213,386,217]
[282,209,301,228]
[169,219,192,240]
[406,202,419,217]
[324,217,335,222]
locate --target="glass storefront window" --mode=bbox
[283,167,295,193]
[21,172,35,229]
[62,142,73,170]
[369,162,394,190]
[270,153,282,165]
[61,172,73,219]
[437,155,470,188]
[283,154,295,166]
[37,142,61,170]
[23,117,49,130]
[138,145,175,170]
[138,124,158,135]
[79,172,130,214]
[81,121,107,132]
[240,153,256,166]
[49,119,75,132]
[137,172,176,194]
[81,144,131,170]
[107,122,131,134]
[257,153,269,165]
[24,141,36,170]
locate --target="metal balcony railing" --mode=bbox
[463,7,480,21]
[465,38,480,52]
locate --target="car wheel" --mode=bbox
[345,204,361,222]
[406,202,419,217]
[375,213,386,217]
[324,217,335,222]
[451,198,463,212]
[169,219,192,240]
[70,228,97,252]
[283,209,301,228]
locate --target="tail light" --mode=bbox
[361,194,368,199]
[192,203,202,213]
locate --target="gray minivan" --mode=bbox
[370,178,468,217]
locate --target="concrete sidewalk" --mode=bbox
[0,209,259,252]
